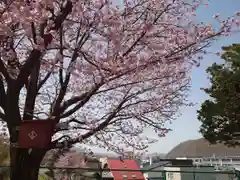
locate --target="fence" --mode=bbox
[0,166,240,180]
[35,166,240,180]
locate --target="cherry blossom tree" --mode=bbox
[0,0,238,179]
[45,150,88,180]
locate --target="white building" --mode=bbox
[175,156,240,170]
[164,166,216,180]
[143,165,236,180]
[142,154,240,170]
[165,138,240,170]
[141,158,238,180]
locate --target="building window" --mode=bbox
[132,174,136,178]
[167,172,173,180]
[122,174,128,178]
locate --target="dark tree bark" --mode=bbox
[0,2,74,180]
[10,148,46,180]
[4,80,46,180]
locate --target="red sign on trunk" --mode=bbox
[18,120,55,148]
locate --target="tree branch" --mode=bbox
[0,76,6,111]
[59,26,64,87]
[54,118,86,132]
[0,112,5,121]
[52,31,91,118]
[51,49,79,117]
[17,0,73,89]
[17,49,42,89]
[31,22,37,44]
[37,71,52,92]
[59,83,102,118]
[0,59,10,82]
[23,58,41,120]
[122,4,171,57]
[53,93,130,148]
[51,1,73,31]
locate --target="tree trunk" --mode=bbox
[4,80,46,180]
[10,161,39,180]
[10,148,46,180]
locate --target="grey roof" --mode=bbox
[166,138,240,158]
[142,161,171,171]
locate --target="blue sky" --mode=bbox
[147,0,240,154]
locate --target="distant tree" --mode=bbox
[198,44,240,146]
[0,137,9,180]
[44,149,91,180]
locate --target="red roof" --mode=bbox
[107,159,145,180]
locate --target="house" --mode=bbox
[164,166,216,180]
[142,159,193,180]
[142,158,236,180]
[99,158,145,180]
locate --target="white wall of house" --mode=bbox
[164,167,181,180]
[145,166,236,180]
[99,157,108,168]
[145,166,165,180]
[164,166,236,180]
[143,172,149,180]
[178,156,240,168]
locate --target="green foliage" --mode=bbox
[0,138,10,180]
[0,137,50,180]
[198,44,240,146]
[38,174,50,180]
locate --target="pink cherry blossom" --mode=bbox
[55,151,87,168]
[0,0,238,170]
[46,150,88,179]
[214,13,220,19]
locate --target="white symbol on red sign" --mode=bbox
[28,131,38,140]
